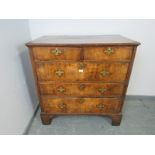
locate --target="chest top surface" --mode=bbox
[26,35,140,47]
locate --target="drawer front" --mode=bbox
[36,62,129,82]
[84,46,133,61]
[39,82,124,97]
[32,47,81,61]
[41,97,121,114]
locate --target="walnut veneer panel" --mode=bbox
[36,62,129,82]
[39,82,124,97]
[41,97,121,114]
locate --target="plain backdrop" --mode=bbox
[0,20,37,134]
[0,19,155,134]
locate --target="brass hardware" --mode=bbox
[57,87,65,93]
[55,70,64,77]
[51,48,63,56]
[104,47,114,55]
[58,102,66,109]
[100,70,109,77]
[98,88,107,93]
[96,103,104,109]
[79,84,85,90]
[79,62,84,70]
[79,98,85,104]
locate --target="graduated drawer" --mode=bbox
[36,62,129,82]
[84,46,133,61]
[32,47,81,61]
[41,97,121,114]
[39,82,124,97]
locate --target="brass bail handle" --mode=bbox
[104,47,114,55]
[58,102,66,109]
[100,70,110,77]
[51,48,63,56]
[55,70,64,77]
[57,87,65,93]
[98,88,107,93]
[96,103,104,109]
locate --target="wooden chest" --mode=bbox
[26,35,140,126]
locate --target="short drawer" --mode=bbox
[32,47,81,61]
[36,62,129,82]
[39,82,124,97]
[84,46,133,61]
[41,97,121,114]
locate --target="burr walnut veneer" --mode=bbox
[26,35,140,126]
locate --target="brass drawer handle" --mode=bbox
[96,103,104,109]
[55,70,64,77]
[58,102,66,109]
[51,48,63,56]
[79,84,85,90]
[57,87,65,93]
[104,47,114,55]
[79,98,85,104]
[98,88,107,93]
[100,70,109,77]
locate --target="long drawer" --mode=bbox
[39,82,124,97]
[41,97,121,114]
[36,62,129,82]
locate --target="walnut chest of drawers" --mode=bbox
[26,35,140,126]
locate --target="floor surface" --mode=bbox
[27,97,155,135]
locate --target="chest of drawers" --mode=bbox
[26,35,140,126]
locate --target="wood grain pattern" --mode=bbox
[36,62,129,82]
[39,82,124,97]
[41,97,121,114]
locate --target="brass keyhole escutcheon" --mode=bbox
[79,84,85,90]
[79,62,84,70]
[79,98,85,104]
